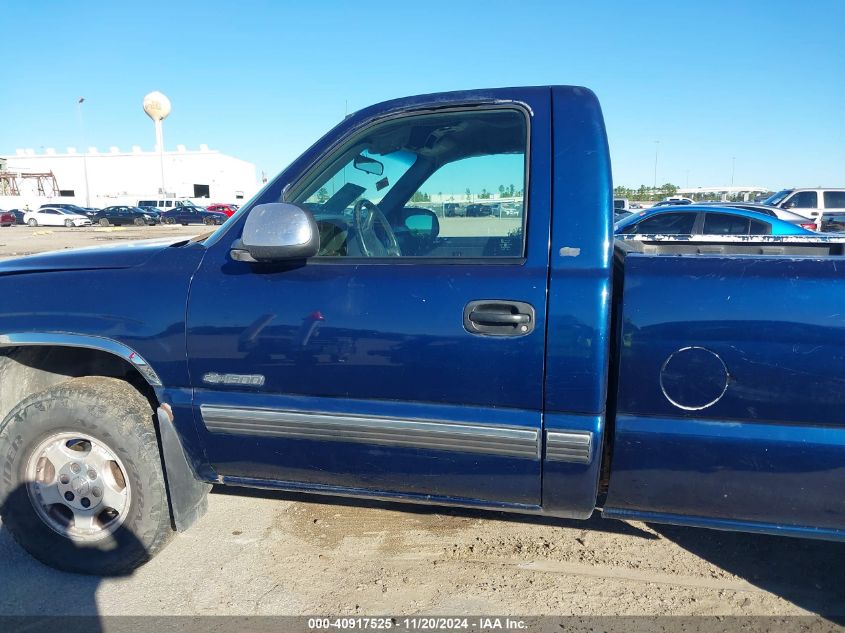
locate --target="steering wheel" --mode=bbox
[353,199,401,257]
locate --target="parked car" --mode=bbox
[613,198,629,212]
[91,206,159,227]
[614,205,815,238]
[762,188,845,222]
[651,198,693,208]
[0,211,14,227]
[697,202,819,231]
[23,207,92,227]
[159,206,227,225]
[7,209,26,225]
[465,203,493,217]
[40,203,96,218]
[137,206,162,218]
[3,85,845,577]
[138,198,200,210]
[443,202,462,217]
[205,203,239,217]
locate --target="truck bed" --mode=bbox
[607,236,845,533]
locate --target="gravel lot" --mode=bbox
[0,224,843,619]
[0,223,202,260]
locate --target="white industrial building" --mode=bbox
[0,144,259,209]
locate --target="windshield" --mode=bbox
[297,148,417,214]
[763,189,793,206]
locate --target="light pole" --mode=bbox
[76,97,91,207]
[653,141,660,191]
[731,156,736,187]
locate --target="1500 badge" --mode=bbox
[202,373,266,387]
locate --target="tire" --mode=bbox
[134,218,145,226]
[65,219,74,228]
[164,217,175,225]
[99,218,110,227]
[27,218,37,227]
[203,217,215,226]
[0,377,173,575]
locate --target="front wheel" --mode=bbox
[99,218,110,227]
[203,217,216,225]
[0,377,173,575]
[163,217,175,225]
[64,219,74,228]
[134,218,145,226]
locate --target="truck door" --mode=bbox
[185,89,552,507]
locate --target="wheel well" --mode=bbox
[0,346,159,423]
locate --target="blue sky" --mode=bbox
[2,1,843,190]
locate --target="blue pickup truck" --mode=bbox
[1,86,844,575]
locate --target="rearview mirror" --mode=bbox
[231,203,319,262]
[353,153,384,176]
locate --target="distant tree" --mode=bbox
[661,182,679,197]
[508,184,515,197]
[465,187,472,201]
[410,191,431,203]
[316,187,329,203]
[478,188,491,200]
[498,185,506,197]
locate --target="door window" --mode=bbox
[748,219,771,235]
[292,108,528,258]
[823,191,845,208]
[631,212,696,235]
[703,213,752,235]
[785,191,818,209]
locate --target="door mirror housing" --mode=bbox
[403,209,439,237]
[232,203,320,262]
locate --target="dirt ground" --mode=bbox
[0,224,843,619]
[0,223,201,260]
[1,490,843,618]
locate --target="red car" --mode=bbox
[0,211,14,227]
[205,203,239,217]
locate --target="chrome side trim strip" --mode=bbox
[545,430,593,464]
[201,405,539,459]
[0,332,162,386]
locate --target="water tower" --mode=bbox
[143,91,171,197]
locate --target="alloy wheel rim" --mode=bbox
[25,432,131,542]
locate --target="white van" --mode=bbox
[763,188,845,221]
[137,198,201,210]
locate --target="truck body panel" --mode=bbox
[606,252,845,532]
[1,85,844,547]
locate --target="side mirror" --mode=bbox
[405,211,437,237]
[231,203,319,262]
